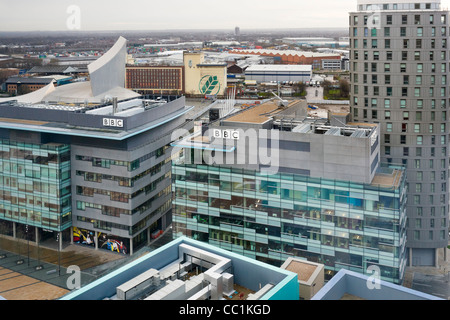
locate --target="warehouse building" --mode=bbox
[244,65,312,83]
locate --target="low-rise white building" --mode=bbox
[245,64,312,83]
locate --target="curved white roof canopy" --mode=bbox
[88,36,127,97]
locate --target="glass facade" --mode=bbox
[0,140,71,232]
[172,164,408,284]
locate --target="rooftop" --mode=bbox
[0,95,192,141]
[60,237,299,301]
[312,269,443,300]
[246,65,313,72]
[230,49,342,58]
[281,258,323,283]
[224,99,289,124]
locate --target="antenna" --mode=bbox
[270,90,289,108]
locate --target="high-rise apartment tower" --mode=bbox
[349,0,449,266]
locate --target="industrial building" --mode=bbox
[244,64,312,83]
[349,0,449,267]
[228,49,342,69]
[60,237,299,300]
[0,37,193,255]
[171,98,408,284]
[125,52,228,97]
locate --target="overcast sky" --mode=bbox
[2,0,450,32]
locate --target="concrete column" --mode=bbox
[59,231,63,251]
[130,239,133,256]
[35,227,39,245]
[409,248,413,267]
[435,248,439,268]
[13,222,16,239]
[70,228,73,245]
[95,231,98,250]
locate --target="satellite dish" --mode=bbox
[104,95,113,103]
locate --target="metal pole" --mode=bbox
[56,232,60,275]
[26,225,29,266]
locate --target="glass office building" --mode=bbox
[0,140,72,241]
[172,163,407,284]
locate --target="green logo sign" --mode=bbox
[199,75,221,95]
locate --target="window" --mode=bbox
[403,147,409,156]
[414,51,421,61]
[416,75,422,85]
[415,15,421,25]
[402,15,408,24]
[403,39,409,49]
[417,64,423,73]
[414,123,420,133]
[386,123,393,132]
[386,15,392,25]
[416,39,422,48]
[402,123,408,132]
[404,75,410,84]
[417,136,423,145]
[417,27,423,37]
[400,135,406,144]
[400,27,406,36]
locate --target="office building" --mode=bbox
[125,65,184,95]
[60,237,299,300]
[171,99,408,284]
[349,0,449,266]
[3,77,55,95]
[0,37,194,255]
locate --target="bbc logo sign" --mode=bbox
[103,118,124,128]
[213,129,240,140]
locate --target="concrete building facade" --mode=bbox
[183,52,228,97]
[349,0,450,266]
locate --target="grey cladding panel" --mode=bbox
[260,138,310,152]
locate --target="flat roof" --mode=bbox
[284,260,319,282]
[224,100,293,124]
[371,168,404,189]
[246,64,312,72]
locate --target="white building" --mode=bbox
[245,65,312,83]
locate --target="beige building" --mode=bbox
[281,258,324,300]
[183,52,227,97]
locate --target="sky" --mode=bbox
[0,0,354,32]
[2,0,450,32]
